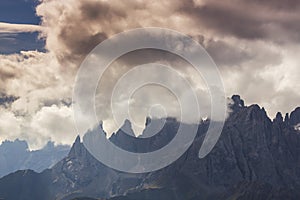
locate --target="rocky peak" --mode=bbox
[42,141,56,151]
[274,112,283,123]
[244,104,268,122]
[232,95,245,106]
[145,116,151,126]
[119,119,135,137]
[230,95,245,112]
[290,107,300,126]
[75,135,81,144]
[109,119,137,151]
[284,113,289,123]
[68,135,83,158]
[97,121,106,136]
[0,139,29,151]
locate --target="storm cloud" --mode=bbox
[179,0,300,43]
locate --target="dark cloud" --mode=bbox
[37,0,187,65]
[192,34,282,68]
[54,0,129,63]
[36,0,300,68]
[204,39,252,67]
[178,0,300,43]
[180,2,266,39]
[80,0,127,21]
[251,0,300,11]
[57,29,107,63]
[39,0,135,65]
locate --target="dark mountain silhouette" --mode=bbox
[0,95,299,200]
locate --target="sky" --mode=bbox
[0,0,299,149]
[0,0,45,54]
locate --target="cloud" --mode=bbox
[0,50,76,149]
[0,51,74,113]
[0,109,22,141]
[219,43,300,118]
[35,0,194,64]
[178,0,300,43]
[34,0,295,71]
[0,22,44,33]
[0,0,300,148]
[29,105,76,149]
[0,105,76,150]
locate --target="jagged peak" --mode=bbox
[68,135,83,157]
[290,107,300,126]
[274,112,283,122]
[43,141,55,150]
[75,135,81,144]
[229,95,246,113]
[249,105,270,120]
[113,119,136,137]
[98,120,103,128]
[0,139,29,151]
[123,119,131,126]
[284,113,289,123]
[97,121,106,136]
[145,116,151,126]
[246,104,262,118]
[248,104,261,111]
[231,95,245,107]
[228,103,271,123]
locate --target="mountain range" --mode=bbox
[0,140,70,178]
[0,95,299,200]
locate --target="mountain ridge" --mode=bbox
[0,95,299,200]
[0,139,70,178]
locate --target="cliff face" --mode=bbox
[0,95,299,200]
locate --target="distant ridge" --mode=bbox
[0,139,70,178]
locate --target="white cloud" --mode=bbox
[0,22,45,34]
[0,105,76,150]
[0,50,76,149]
[29,105,76,149]
[0,109,23,141]
[0,51,74,114]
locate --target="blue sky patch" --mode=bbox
[0,0,45,54]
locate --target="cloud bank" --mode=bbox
[0,0,299,148]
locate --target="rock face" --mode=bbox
[109,117,179,153]
[0,140,70,178]
[289,107,300,126]
[0,95,299,200]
